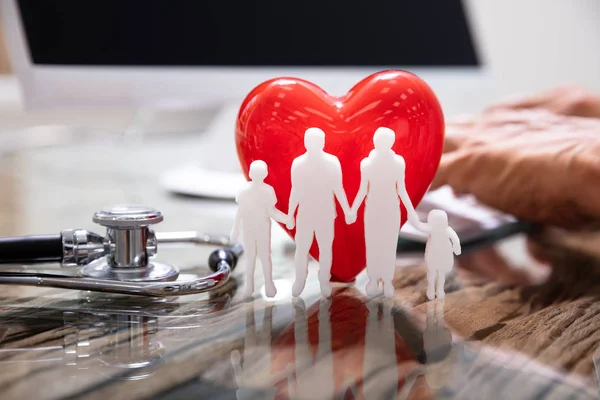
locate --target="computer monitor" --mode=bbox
[2,0,521,246]
[2,0,492,117]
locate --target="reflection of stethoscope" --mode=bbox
[0,312,161,378]
[0,293,232,395]
[0,205,243,297]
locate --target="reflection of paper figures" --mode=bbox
[287,128,352,298]
[230,304,291,399]
[397,300,453,399]
[231,160,289,298]
[413,209,461,300]
[594,345,600,391]
[350,127,423,298]
[230,304,272,398]
[422,300,453,390]
[230,305,294,399]
[287,298,334,399]
[362,301,401,399]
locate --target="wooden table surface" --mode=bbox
[1,134,600,400]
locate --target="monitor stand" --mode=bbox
[159,101,247,200]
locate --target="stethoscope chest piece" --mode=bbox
[79,205,179,282]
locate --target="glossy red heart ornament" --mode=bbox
[235,70,444,282]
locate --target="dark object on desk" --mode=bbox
[18,0,478,68]
[0,234,63,264]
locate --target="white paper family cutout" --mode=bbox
[420,210,462,300]
[351,127,424,298]
[286,127,352,298]
[232,127,461,300]
[230,160,289,298]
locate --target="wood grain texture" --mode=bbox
[0,230,600,399]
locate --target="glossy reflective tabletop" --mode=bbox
[0,131,600,400]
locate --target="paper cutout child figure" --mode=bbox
[349,127,424,298]
[231,160,290,298]
[287,127,353,298]
[415,210,461,300]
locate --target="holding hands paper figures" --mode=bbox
[350,127,424,298]
[230,160,290,298]
[286,128,353,298]
[231,130,459,300]
[235,70,445,288]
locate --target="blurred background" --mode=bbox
[1,0,600,135]
[0,0,599,236]
[1,3,600,399]
[1,1,599,102]
[1,1,600,120]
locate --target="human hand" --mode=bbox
[486,85,600,119]
[432,108,600,229]
[286,215,295,230]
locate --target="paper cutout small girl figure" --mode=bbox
[415,210,461,300]
[231,160,290,298]
[349,127,424,298]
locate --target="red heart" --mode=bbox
[235,70,444,282]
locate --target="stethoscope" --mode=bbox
[0,204,243,297]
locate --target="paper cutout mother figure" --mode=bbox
[350,127,424,298]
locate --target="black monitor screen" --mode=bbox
[17,0,479,67]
